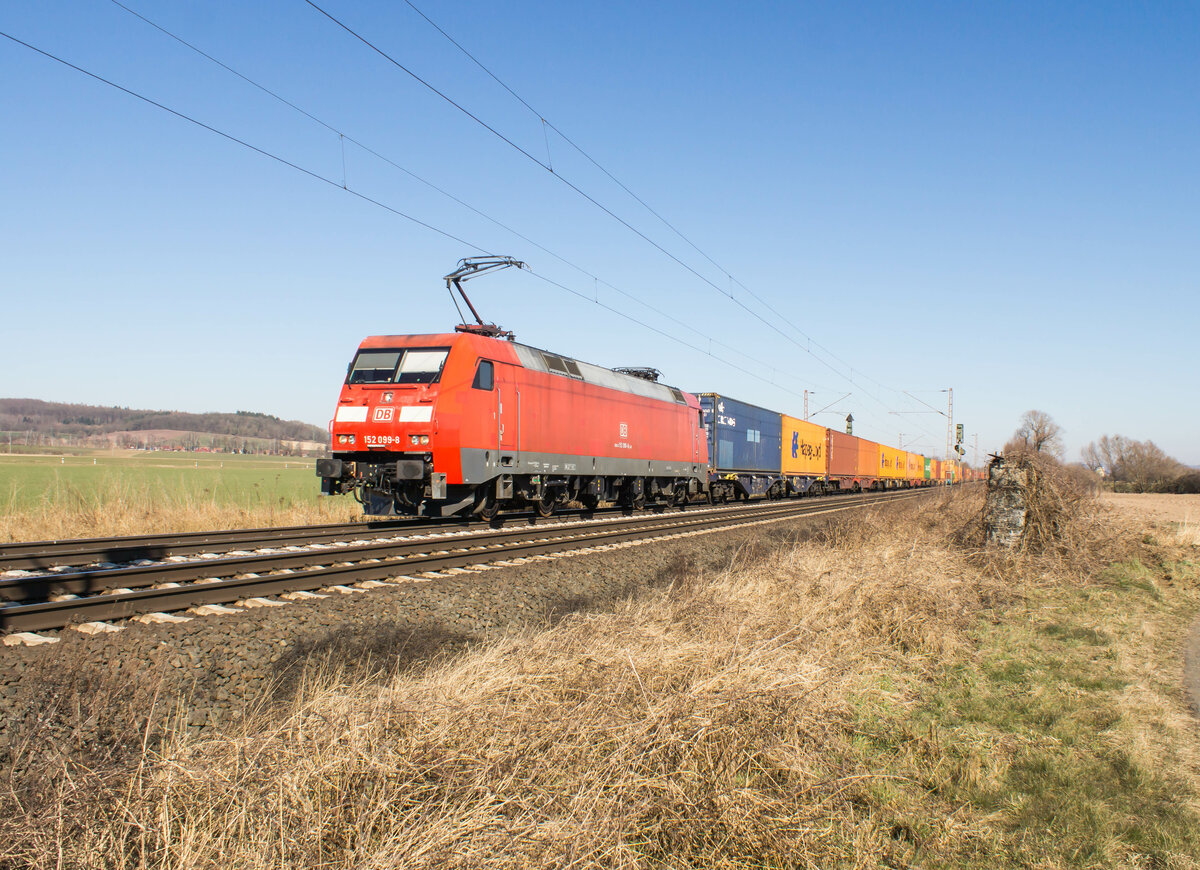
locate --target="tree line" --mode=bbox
[0,399,328,445]
[1003,409,1197,493]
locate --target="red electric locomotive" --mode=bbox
[317,259,708,517]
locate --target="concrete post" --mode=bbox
[984,455,1032,547]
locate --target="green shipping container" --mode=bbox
[923,457,932,479]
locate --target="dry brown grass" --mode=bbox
[3,489,1198,868]
[1103,492,1200,547]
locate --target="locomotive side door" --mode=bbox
[495,363,520,455]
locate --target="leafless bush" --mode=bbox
[975,449,1139,582]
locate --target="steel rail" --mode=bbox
[0,487,877,571]
[0,491,925,633]
[0,498,830,603]
[0,515,459,571]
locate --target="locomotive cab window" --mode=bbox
[347,350,402,384]
[346,347,450,385]
[472,360,494,391]
[395,349,449,384]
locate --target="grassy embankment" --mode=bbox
[2,488,1200,867]
[0,449,358,541]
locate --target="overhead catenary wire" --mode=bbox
[525,270,823,405]
[311,0,945,441]
[394,0,922,401]
[7,17,944,449]
[0,29,488,255]
[114,0,910,435]
[0,29,832,412]
[301,1,867,381]
[101,0,839,393]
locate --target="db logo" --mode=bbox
[373,407,394,422]
[619,422,628,437]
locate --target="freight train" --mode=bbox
[316,331,967,518]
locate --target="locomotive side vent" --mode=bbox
[542,352,584,380]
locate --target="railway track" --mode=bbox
[0,515,460,572]
[0,487,891,572]
[0,490,927,636]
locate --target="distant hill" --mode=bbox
[0,399,328,451]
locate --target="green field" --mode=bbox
[0,450,321,514]
[0,448,363,541]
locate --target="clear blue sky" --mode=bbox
[2,1,1197,464]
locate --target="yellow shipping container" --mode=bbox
[781,416,828,476]
[877,443,904,479]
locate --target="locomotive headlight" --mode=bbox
[420,435,430,445]
[409,435,420,446]
[337,434,347,445]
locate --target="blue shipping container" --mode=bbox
[699,394,783,474]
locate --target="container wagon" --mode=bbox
[781,415,828,495]
[699,394,783,500]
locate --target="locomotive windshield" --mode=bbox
[347,347,450,385]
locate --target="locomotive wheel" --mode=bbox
[580,494,599,512]
[536,495,556,518]
[477,495,501,520]
[473,487,501,520]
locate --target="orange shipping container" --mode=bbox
[781,416,828,477]
[828,431,859,477]
[858,439,879,480]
